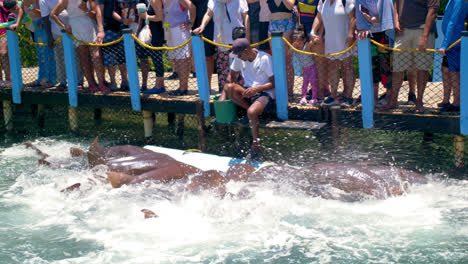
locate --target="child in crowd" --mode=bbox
[292,29,318,105]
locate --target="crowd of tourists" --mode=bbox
[0,0,467,113]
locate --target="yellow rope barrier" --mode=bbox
[200,36,272,49]
[369,38,461,52]
[0,33,5,38]
[283,37,357,57]
[16,32,62,46]
[131,34,191,50]
[69,34,123,47]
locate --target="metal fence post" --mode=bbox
[122,28,141,111]
[433,17,444,82]
[191,33,210,116]
[271,31,288,120]
[460,31,468,135]
[357,38,374,129]
[6,29,22,104]
[61,30,78,107]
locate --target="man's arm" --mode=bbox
[242,12,250,41]
[346,7,356,47]
[418,7,437,51]
[394,0,403,36]
[180,0,196,29]
[243,79,273,98]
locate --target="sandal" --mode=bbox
[168,89,188,96]
[41,82,54,89]
[87,84,98,93]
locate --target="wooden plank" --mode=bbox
[264,120,326,130]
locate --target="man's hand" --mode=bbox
[438,48,446,56]
[78,1,88,12]
[192,26,204,35]
[96,31,105,44]
[242,87,257,98]
[357,30,370,40]
[395,21,403,36]
[418,36,428,51]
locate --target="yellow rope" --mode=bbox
[283,37,357,57]
[201,36,272,49]
[16,32,62,46]
[0,33,5,38]
[69,34,123,47]
[131,34,191,50]
[250,37,272,47]
[369,38,461,52]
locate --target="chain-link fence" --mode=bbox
[370,36,460,114]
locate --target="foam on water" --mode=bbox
[0,140,467,264]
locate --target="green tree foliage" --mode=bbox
[438,0,448,15]
[18,26,38,67]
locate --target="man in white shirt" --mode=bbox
[220,38,274,158]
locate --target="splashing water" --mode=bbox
[0,139,467,264]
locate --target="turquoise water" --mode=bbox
[0,129,467,263]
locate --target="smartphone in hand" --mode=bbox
[360,4,370,16]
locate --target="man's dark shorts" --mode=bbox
[442,46,461,72]
[246,91,274,112]
[102,30,125,66]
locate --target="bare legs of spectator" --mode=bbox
[311,40,328,100]
[415,69,429,112]
[90,46,108,91]
[140,59,150,88]
[107,64,129,90]
[327,58,339,98]
[76,45,98,90]
[341,56,356,99]
[175,57,190,92]
[407,71,416,103]
[441,66,460,107]
[382,71,405,110]
[206,55,214,90]
[0,38,11,87]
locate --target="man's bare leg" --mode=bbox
[247,100,267,152]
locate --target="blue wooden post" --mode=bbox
[357,38,374,129]
[433,17,444,82]
[122,28,141,111]
[191,33,210,116]
[460,31,468,135]
[6,29,23,104]
[61,30,78,107]
[271,32,288,120]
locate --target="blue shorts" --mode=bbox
[268,17,296,34]
[442,46,461,72]
[102,30,125,66]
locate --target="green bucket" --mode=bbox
[213,95,237,124]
